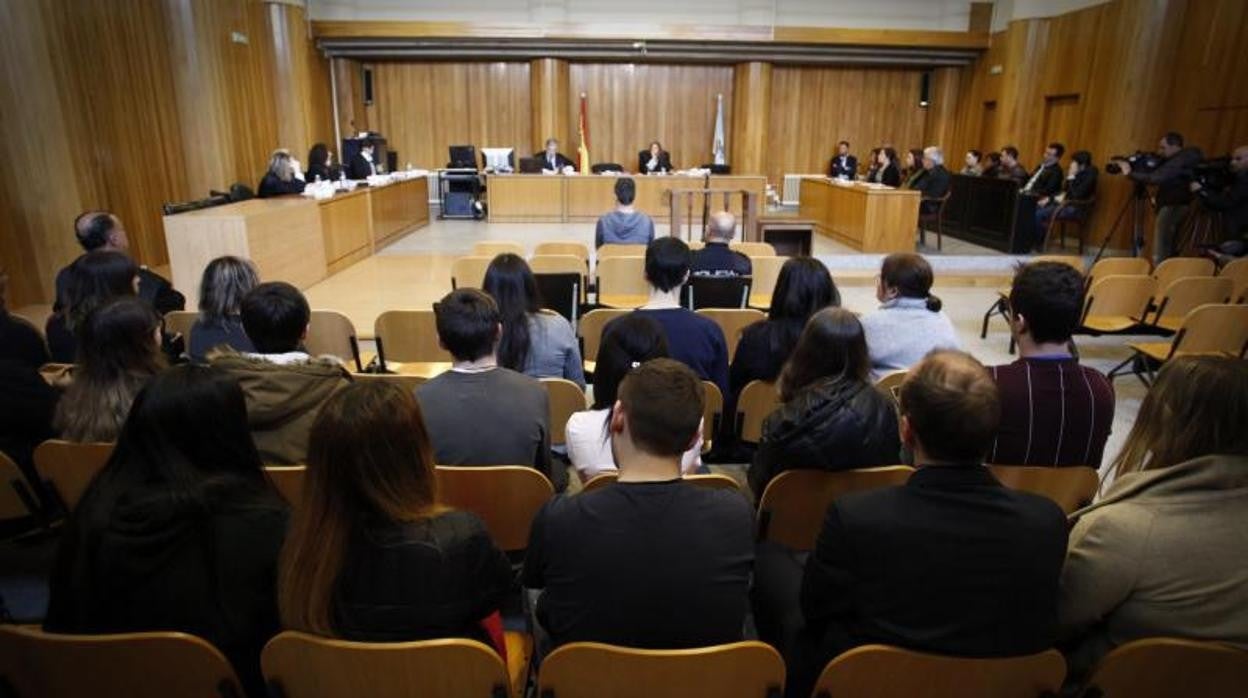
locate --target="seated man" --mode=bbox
[989,262,1114,466]
[594,177,656,248]
[534,137,574,174]
[691,211,752,277]
[523,358,753,650]
[1034,150,1098,248]
[791,350,1068,697]
[998,146,1029,184]
[606,238,729,397]
[1021,142,1066,200]
[209,282,350,465]
[415,288,559,489]
[913,146,952,215]
[55,211,184,315]
[828,141,857,180]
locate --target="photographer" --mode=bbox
[1191,146,1248,249]
[1116,132,1203,265]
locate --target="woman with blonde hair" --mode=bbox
[279,380,512,651]
[257,148,306,198]
[1058,356,1248,679]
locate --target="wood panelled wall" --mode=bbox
[0,0,333,307]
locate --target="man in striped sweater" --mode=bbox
[988,261,1114,467]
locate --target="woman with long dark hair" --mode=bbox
[279,380,512,650]
[873,147,902,187]
[45,365,288,698]
[902,147,927,188]
[482,253,585,387]
[45,250,138,363]
[859,253,960,379]
[54,296,165,442]
[190,256,258,361]
[306,142,337,182]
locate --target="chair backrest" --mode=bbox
[0,451,39,521]
[1217,256,1248,303]
[812,644,1065,698]
[577,308,631,362]
[596,257,649,298]
[535,241,590,265]
[685,276,752,310]
[591,163,624,174]
[1151,277,1234,327]
[33,439,115,511]
[730,241,778,258]
[986,465,1100,514]
[1082,637,1248,698]
[757,467,915,550]
[451,256,494,290]
[687,239,706,251]
[472,240,524,258]
[748,256,786,306]
[162,310,198,346]
[1081,275,1155,322]
[736,380,780,443]
[0,624,243,698]
[306,310,361,370]
[582,472,743,494]
[874,370,907,404]
[543,378,589,446]
[697,308,765,361]
[537,641,785,698]
[1030,254,1086,272]
[1167,303,1248,357]
[1087,257,1151,286]
[530,254,588,279]
[349,372,429,392]
[1152,256,1215,291]
[534,274,583,326]
[264,466,305,507]
[596,243,646,261]
[262,631,512,698]
[702,380,723,452]
[434,466,554,552]
[374,310,453,364]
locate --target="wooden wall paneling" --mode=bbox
[730,62,772,179]
[1042,96,1082,155]
[332,58,369,138]
[1168,0,1248,155]
[531,58,570,154]
[466,62,532,158]
[269,1,336,163]
[923,67,962,153]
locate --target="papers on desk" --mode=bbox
[302,180,339,200]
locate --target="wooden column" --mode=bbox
[923,67,963,153]
[730,61,772,178]
[530,58,570,154]
[266,1,333,160]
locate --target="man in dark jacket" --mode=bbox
[1120,132,1203,264]
[788,350,1068,698]
[346,139,379,179]
[998,146,1029,183]
[1022,142,1066,199]
[1034,150,1099,248]
[691,212,752,278]
[535,138,574,173]
[54,211,185,315]
[828,141,858,179]
[914,146,952,215]
[1192,144,1248,240]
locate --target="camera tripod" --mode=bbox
[1091,181,1152,265]
[1175,199,1224,255]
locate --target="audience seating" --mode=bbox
[374,310,453,368]
[1079,637,1248,698]
[747,256,785,309]
[1078,275,1155,334]
[262,630,529,698]
[542,378,589,447]
[986,465,1100,514]
[264,465,305,507]
[595,257,649,307]
[529,253,589,279]
[874,369,908,403]
[756,466,915,550]
[534,241,590,266]
[1085,257,1150,288]
[162,310,197,346]
[537,641,785,698]
[434,466,554,553]
[731,241,778,258]
[472,240,525,258]
[1110,303,1248,384]
[576,308,629,374]
[811,644,1065,698]
[0,624,244,698]
[684,276,752,309]
[918,191,952,251]
[1151,257,1215,293]
[687,240,705,251]
[735,380,781,444]
[980,256,1085,343]
[33,439,115,511]
[697,308,766,361]
[349,372,428,392]
[1217,256,1248,303]
[702,380,723,453]
[1043,196,1096,254]
[451,256,494,290]
[1144,276,1234,331]
[582,472,744,494]
[595,244,646,261]
[535,275,584,327]
[305,310,363,371]
[0,451,40,524]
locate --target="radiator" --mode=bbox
[782,174,826,206]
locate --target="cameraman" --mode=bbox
[1191,146,1248,245]
[1117,132,1203,264]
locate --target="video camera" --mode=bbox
[1193,156,1232,191]
[1106,151,1161,175]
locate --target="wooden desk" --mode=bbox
[319,189,372,274]
[371,177,429,249]
[798,178,919,252]
[487,175,565,222]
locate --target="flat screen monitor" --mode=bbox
[481,147,515,172]
[448,145,477,169]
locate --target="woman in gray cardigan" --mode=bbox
[859,253,960,380]
[483,253,585,388]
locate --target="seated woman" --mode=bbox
[45,365,289,698]
[279,380,513,653]
[305,142,339,182]
[257,148,306,198]
[871,147,902,187]
[862,147,881,182]
[639,140,673,174]
[902,148,926,189]
[565,314,702,483]
[54,296,166,443]
[189,256,258,362]
[981,151,1004,179]
[46,250,139,363]
[859,253,960,379]
[1059,356,1248,681]
[962,149,984,176]
[483,254,585,388]
[747,307,901,495]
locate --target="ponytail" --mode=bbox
[925,295,943,312]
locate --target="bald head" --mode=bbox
[899,350,1000,464]
[1231,145,1248,173]
[706,211,737,243]
[74,211,127,252]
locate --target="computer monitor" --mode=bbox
[448,145,477,169]
[481,147,515,172]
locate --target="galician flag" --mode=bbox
[578,92,591,175]
[712,93,726,166]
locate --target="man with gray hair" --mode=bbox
[914,146,952,215]
[691,211,752,277]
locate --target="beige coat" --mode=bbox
[1058,453,1248,676]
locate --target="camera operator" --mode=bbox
[1190,146,1248,249]
[1116,132,1203,265]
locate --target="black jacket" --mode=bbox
[829,155,858,179]
[334,510,513,645]
[257,172,306,198]
[691,243,752,278]
[1024,163,1065,198]
[347,152,376,180]
[0,359,58,505]
[912,165,952,199]
[1198,168,1248,236]
[639,150,673,174]
[873,163,901,187]
[748,377,901,495]
[306,162,340,182]
[1065,167,1098,205]
[535,151,575,171]
[1132,146,1203,207]
[54,262,185,316]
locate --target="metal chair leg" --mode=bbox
[980,297,1006,339]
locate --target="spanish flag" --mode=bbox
[577,92,591,175]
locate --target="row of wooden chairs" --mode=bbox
[4,623,1244,698]
[468,239,779,265]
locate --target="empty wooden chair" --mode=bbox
[812,644,1065,698]
[451,256,494,290]
[582,472,743,494]
[473,240,525,258]
[537,641,784,698]
[748,256,785,309]
[1086,257,1150,288]
[530,253,589,278]
[306,309,363,371]
[698,308,765,361]
[262,630,529,698]
[596,257,648,307]
[1217,256,1248,303]
[874,369,908,403]
[702,380,723,453]
[1146,276,1234,330]
[576,308,630,373]
[1078,275,1155,334]
[265,465,305,507]
[1151,256,1215,293]
[1079,637,1248,698]
[0,451,41,523]
[1111,303,1248,384]
[162,310,198,347]
[534,241,590,266]
[595,243,647,261]
[533,274,585,327]
[987,465,1100,514]
[736,380,781,444]
[757,467,914,550]
[731,241,778,258]
[349,372,428,393]
[374,309,453,366]
[0,625,243,698]
[33,439,115,511]
[686,239,706,251]
[981,256,1085,341]
[543,378,589,447]
[434,466,554,552]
